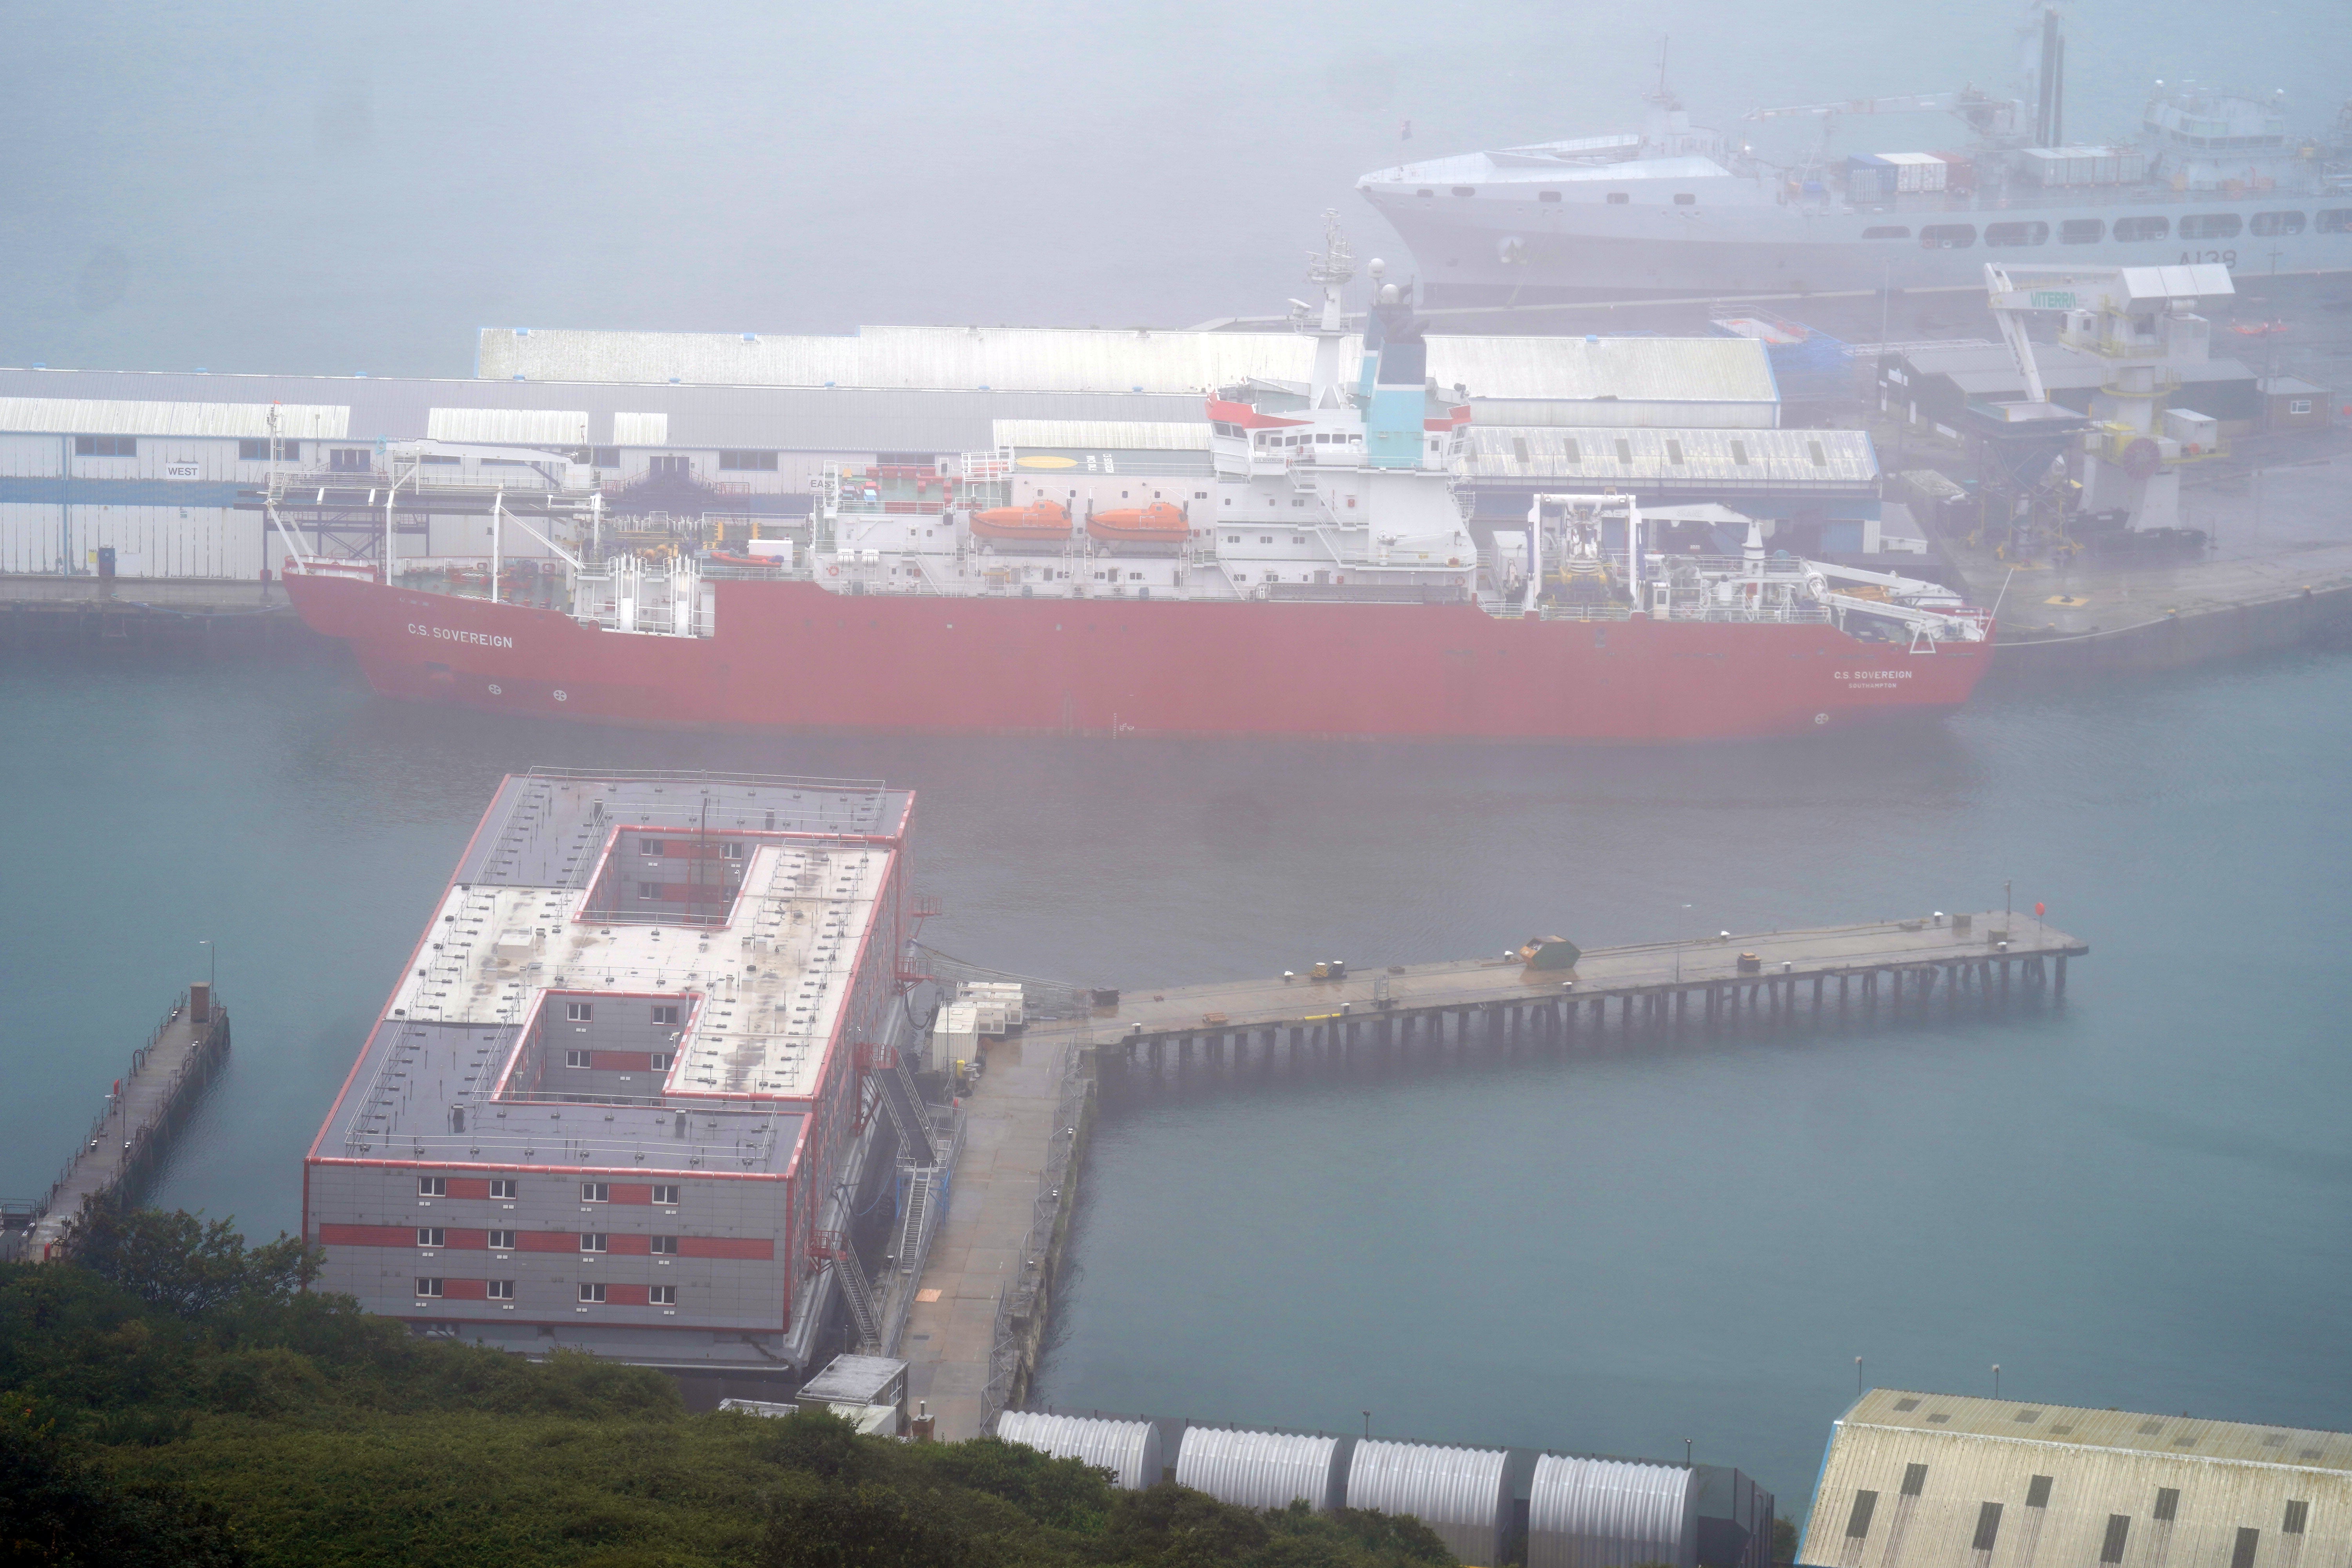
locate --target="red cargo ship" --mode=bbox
[273,246,1991,742]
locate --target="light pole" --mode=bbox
[1993,1364,2002,1399]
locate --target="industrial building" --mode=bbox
[1800,1390,2352,1568]
[1,319,1892,584]
[475,323,1782,430]
[1877,340,2263,437]
[302,769,935,1395]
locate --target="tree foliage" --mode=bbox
[0,1207,1462,1568]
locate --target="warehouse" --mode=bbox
[1878,342,2259,434]
[0,367,1198,577]
[1800,1390,2352,1568]
[477,323,1782,431]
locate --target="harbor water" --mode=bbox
[3,646,2348,1510]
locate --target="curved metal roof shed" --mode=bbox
[1528,1455,1699,1568]
[1346,1438,1512,1566]
[1174,1426,1344,1512]
[993,1412,1164,1492]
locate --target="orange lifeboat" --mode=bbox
[1085,501,1189,546]
[969,499,1073,546]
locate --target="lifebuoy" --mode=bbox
[826,564,840,577]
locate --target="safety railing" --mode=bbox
[978,1041,1091,1428]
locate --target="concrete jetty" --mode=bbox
[895,909,2087,1440]
[17,985,232,1259]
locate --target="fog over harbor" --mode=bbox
[6,0,2352,1539]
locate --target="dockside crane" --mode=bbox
[1980,261,2235,542]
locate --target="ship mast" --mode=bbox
[1301,211,1355,410]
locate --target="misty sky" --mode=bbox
[5,0,2345,377]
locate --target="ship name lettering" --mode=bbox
[1834,669,1911,681]
[407,622,514,649]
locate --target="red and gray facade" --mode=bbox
[302,769,914,1390]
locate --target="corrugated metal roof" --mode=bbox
[0,369,1198,455]
[426,407,589,445]
[0,396,349,439]
[612,411,668,445]
[475,325,1777,407]
[1800,1390,2352,1568]
[994,1412,1164,1491]
[1462,426,1878,486]
[1174,1426,1344,1512]
[1346,1439,1511,1566]
[1429,336,1775,405]
[1529,1455,1700,1568]
[992,420,1212,450]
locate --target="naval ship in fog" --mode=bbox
[1358,12,2352,304]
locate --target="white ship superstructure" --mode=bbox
[1359,18,2352,303]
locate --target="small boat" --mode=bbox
[969,499,1073,546]
[706,549,782,568]
[1086,501,1189,546]
[2230,319,2288,337]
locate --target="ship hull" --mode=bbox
[287,573,1989,743]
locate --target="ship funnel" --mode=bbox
[1364,289,1428,468]
[1743,521,1766,564]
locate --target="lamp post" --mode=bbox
[1993,1364,2002,1399]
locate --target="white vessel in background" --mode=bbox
[1359,13,2352,305]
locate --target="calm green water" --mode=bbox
[4,647,2349,1512]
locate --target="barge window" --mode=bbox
[237,438,292,459]
[1673,192,1697,205]
[1613,438,1632,463]
[490,1179,517,1199]
[74,435,136,456]
[1415,188,1433,198]
[1606,191,1630,204]
[591,445,620,465]
[650,1051,673,1070]
[2318,209,2352,233]
[579,1233,608,1253]
[1561,438,1580,462]
[2250,210,2305,236]
[488,1229,515,1250]
[717,450,779,470]
[2101,1517,2131,1564]
[2180,213,2241,239]
[579,1283,606,1303]
[1809,441,1828,466]
[416,1228,445,1247]
[488,1280,514,1299]
[415,1277,443,1298]
[1919,224,1976,249]
[566,1001,593,1022]
[1665,439,1686,465]
[651,1004,679,1025]
[1985,221,2049,247]
[1538,190,1561,202]
[418,1176,446,1196]
[1451,185,1475,196]
[651,1185,681,1205]
[650,1285,677,1305]
[1730,441,1750,466]
[565,1049,590,1068]
[1862,226,1911,239]
[329,448,371,470]
[2061,218,2105,243]
[2115,215,2170,241]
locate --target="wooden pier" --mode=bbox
[15,986,232,1260]
[1066,910,2085,1070]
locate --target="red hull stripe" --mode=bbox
[285,574,1990,742]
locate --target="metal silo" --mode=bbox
[1345,1438,1512,1566]
[1174,1425,1345,1512]
[993,1411,1165,1492]
[1527,1455,1699,1568]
